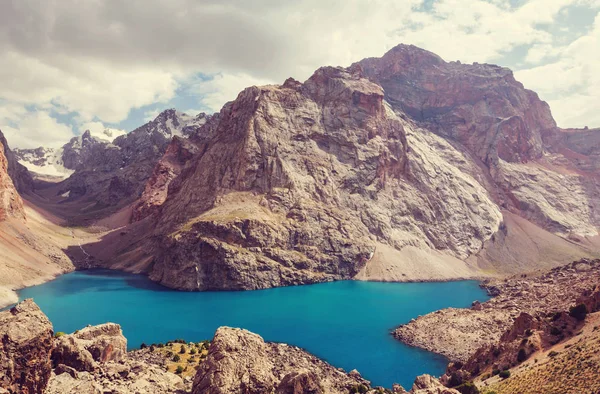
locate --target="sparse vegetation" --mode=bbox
[349,384,368,394]
[147,339,211,378]
[499,370,511,379]
[517,348,528,363]
[569,304,588,321]
[455,381,480,394]
[54,331,66,338]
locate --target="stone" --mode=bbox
[0,299,54,394]
[192,327,369,394]
[51,323,127,372]
[411,375,460,394]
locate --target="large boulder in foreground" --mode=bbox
[192,327,370,394]
[0,299,54,394]
[51,323,127,372]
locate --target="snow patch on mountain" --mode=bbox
[13,147,74,178]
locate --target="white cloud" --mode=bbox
[0,0,598,144]
[516,12,600,127]
[79,121,127,143]
[1,111,75,149]
[143,109,162,123]
[0,51,180,124]
[193,73,274,112]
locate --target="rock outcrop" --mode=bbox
[0,299,54,394]
[51,323,127,372]
[192,327,370,394]
[132,136,201,221]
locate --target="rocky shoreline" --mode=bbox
[1,299,465,394]
[393,259,600,375]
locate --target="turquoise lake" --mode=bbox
[17,270,489,388]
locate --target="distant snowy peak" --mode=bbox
[13,146,74,179]
[14,109,208,180]
[138,109,208,139]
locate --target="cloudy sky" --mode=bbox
[0,0,598,148]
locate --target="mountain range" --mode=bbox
[1,42,600,394]
[1,44,600,301]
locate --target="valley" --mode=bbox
[1,42,599,393]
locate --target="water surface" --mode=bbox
[18,270,489,388]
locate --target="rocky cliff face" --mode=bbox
[357,44,600,242]
[0,136,25,222]
[116,44,599,292]
[146,65,502,291]
[0,130,34,194]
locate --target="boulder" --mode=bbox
[51,323,126,372]
[411,375,461,394]
[192,327,369,394]
[0,299,54,394]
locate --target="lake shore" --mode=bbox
[392,259,600,363]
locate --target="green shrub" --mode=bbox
[569,304,588,321]
[517,348,528,363]
[157,343,165,348]
[140,343,148,349]
[498,370,511,379]
[175,365,184,374]
[172,354,181,362]
[548,351,559,358]
[190,348,197,355]
[455,381,480,394]
[349,384,369,394]
[491,368,500,376]
[54,332,66,338]
[179,345,186,354]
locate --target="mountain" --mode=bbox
[0,129,75,309]
[23,109,208,224]
[90,44,598,292]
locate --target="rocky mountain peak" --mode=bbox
[356,44,556,165]
[81,129,93,140]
